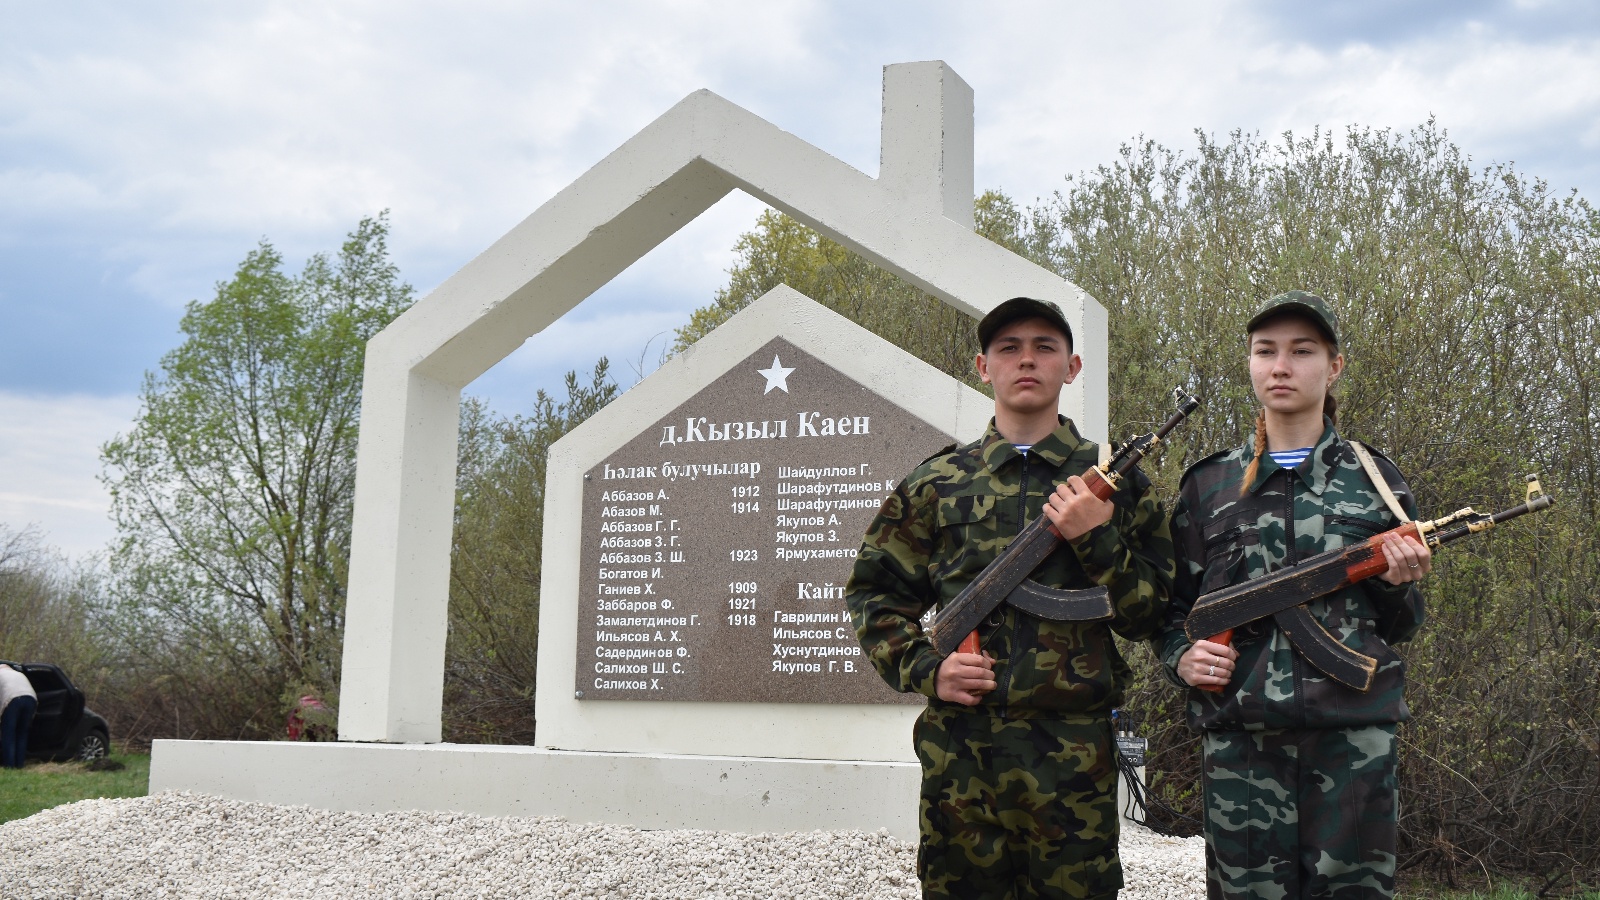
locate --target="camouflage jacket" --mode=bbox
[846,417,1174,717]
[1155,422,1426,731]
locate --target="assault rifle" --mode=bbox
[1187,473,1555,692]
[926,388,1201,657]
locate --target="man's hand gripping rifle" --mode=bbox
[926,388,1202,657]
[1186,473,1555,692]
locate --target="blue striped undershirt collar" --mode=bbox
[1268,447,1312,468]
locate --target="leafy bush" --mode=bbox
[95,215,413,744]
[443,363,618,744]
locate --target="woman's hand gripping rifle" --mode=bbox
[929,388,1202,657]
[1190,474,1555,692]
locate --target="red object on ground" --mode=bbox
[286,695,329,740]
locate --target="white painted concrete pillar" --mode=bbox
[880,61,975,228]
[338,358,461,743]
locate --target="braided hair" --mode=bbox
[1238,395,1338,495]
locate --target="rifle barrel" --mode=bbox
[1430,494,1554,546]
[1104,390,1201,483]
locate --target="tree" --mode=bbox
[445,361,618,744]
[0,526,104,677]
[678,123,1599,884]
[671,193,1028,389]
[100,214,413,739]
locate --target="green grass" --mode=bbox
[1414,883,1600,890]
[0,753,150,824]
[1400,880,1600,899]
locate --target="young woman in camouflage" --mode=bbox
[847,297,1174,900]
[1156,291,1431,899]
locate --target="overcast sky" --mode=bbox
[3,0,1598,561]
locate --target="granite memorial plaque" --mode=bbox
[577,337,956,703]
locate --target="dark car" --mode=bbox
[1,661,110,762]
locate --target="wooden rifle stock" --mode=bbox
[1195,474,1554,692]
[956,470,1117,656]
[941,389,1198,657]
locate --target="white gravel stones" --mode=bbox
[1119,825,1208,900]
[0,792,1205,899]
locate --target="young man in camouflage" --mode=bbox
[846,297,1174,899]
[1156,291,1429,899]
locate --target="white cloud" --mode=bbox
[3,0,1600,557]
[9,3,1594,306]
[0,391,138,562]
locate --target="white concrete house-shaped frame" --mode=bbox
[338,60,1109,744]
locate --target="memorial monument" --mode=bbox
[535,285,988,768]
[150,60,1113,839]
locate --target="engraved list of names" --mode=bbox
[576,338,952,704]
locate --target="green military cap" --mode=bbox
[977,297,1074,352]
[1246,290,1339,346]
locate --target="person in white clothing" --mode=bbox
[0,663,38,768]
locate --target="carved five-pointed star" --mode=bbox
[756,355,796,393]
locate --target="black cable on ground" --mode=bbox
[1111,708,1203,838]
[1112,742,1202,838]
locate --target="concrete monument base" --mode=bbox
[150,739,1146,840]
[148,740,923,839]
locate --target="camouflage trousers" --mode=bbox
[1201,724,1398,900]
[914,706,1122,900]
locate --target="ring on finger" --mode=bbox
[1208,664,1216,677]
